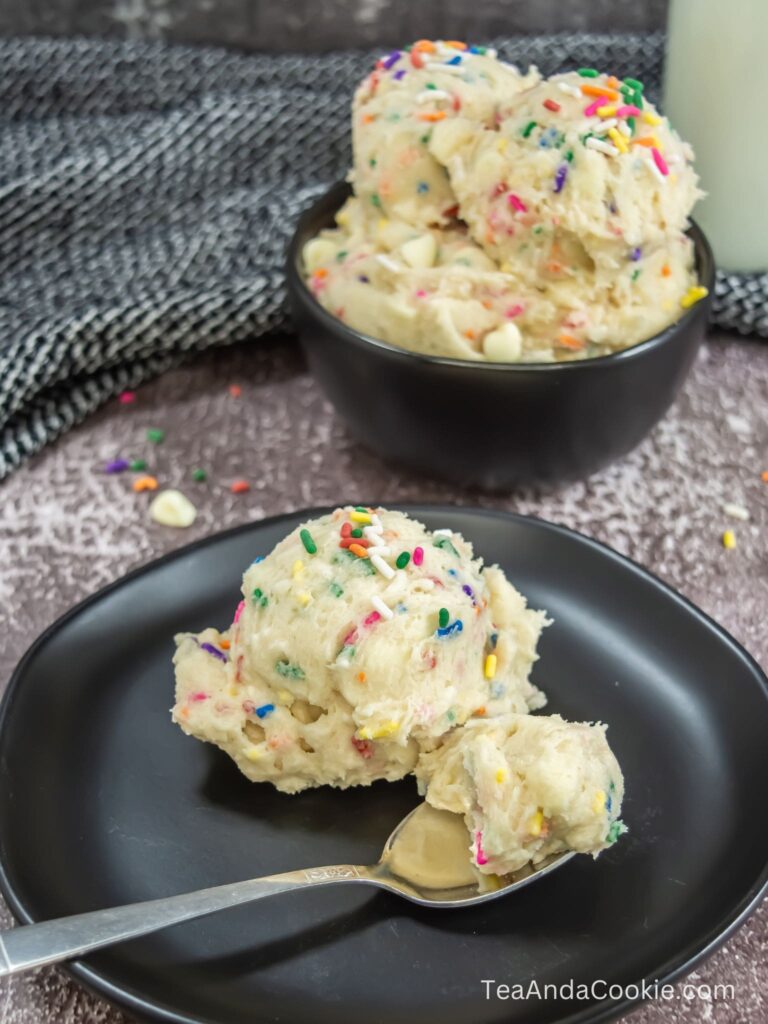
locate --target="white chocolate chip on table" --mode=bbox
[149,489,197,528]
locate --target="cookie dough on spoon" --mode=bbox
[416,712,625,875]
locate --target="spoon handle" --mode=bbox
[0,864,373,977]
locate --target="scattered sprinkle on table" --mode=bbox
[230,480,250,494]
[722,530,736,550]
[133,475,158,492]
[149,489,197,527]
[147,428,165,444]
[228,384,242,398]
[723,503,749,522]
[762,471,768,483]
[104,458,130,474]
[118,391,136,405]
[192,468,207,482]
[130,459,147,471]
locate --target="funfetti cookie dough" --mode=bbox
[303,51,708,362]
[305,194,696,362]
[172,507,548,794]
[431,69,701,275]
[416,713,626,875]
[351,41,538,229]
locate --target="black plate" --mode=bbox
[1,507,766,1024]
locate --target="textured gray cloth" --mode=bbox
[0,33,764,480]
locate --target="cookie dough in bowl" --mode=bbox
[433,70,700,275]
[173,506,548,793]
[304,193,697,362]
[302,44,709,363]
[350,41,538,230]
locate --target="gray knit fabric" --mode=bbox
[0,34,763,479]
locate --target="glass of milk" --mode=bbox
[664,0,768,271]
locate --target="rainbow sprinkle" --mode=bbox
[652,147,669,176]
[300,528,317,554]
[200,642,227,662]
[133,475,158,492]
[508,193,527,212]
[437,619,463,638]
[681,285,709,309]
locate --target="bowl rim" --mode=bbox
[287,180,716,373]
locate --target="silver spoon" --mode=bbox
[0,803,573,978]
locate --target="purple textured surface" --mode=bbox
[0,330,766,1023]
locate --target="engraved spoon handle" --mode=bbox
[0,865,375,977]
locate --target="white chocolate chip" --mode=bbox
[149,489,197,528]
[428,117,476,162]
[483,323,523,362]
[302,238,338,274]
[400,233,437,269]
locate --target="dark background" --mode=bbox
[0,0,668,52]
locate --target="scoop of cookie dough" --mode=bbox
[352,41,538,228]
[172,507,548,793]
[430,69,701,275]
[416,713,625,874]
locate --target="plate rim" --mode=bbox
[1,503,766,1024]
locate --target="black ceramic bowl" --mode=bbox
[287,182,715,489]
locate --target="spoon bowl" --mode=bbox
[0,801,575,977]
[374,801,575,907]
